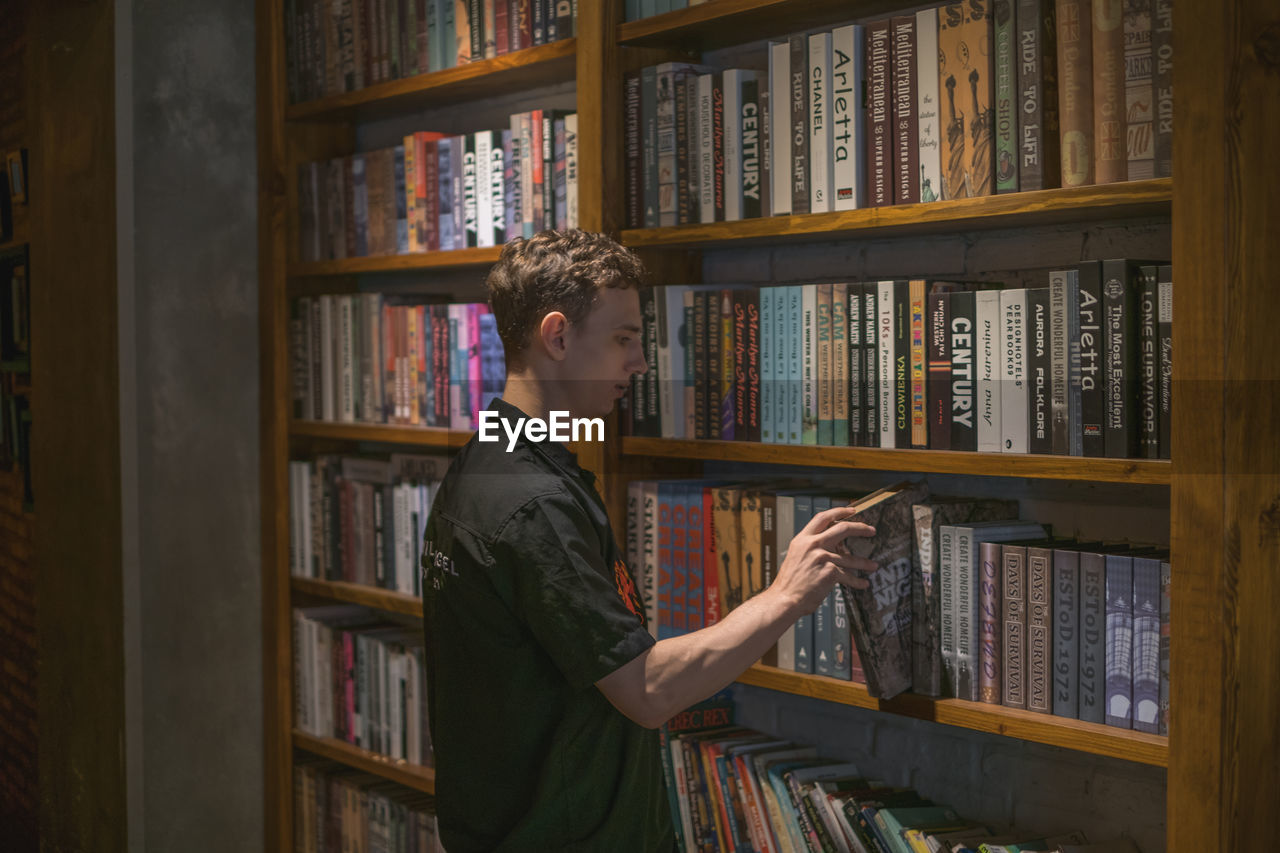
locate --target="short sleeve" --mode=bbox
[499,490,655,690]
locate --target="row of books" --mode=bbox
[286,0,576,104]
[662,703,1143,853]
[289,295,505,429]
[294,604,434,766]
[294,758,444,853]
[626,479,1171,734]
[625,1,1173,228]
[627,261,1174,460]
[623,0,703,23]
[297,111,579,262]
[288,453,448,594]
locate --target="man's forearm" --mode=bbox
[633,588,802,728]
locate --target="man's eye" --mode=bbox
[618,336,631,345]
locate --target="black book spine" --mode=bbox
[894,280,911,449]
[531,0,545,45]
[1078,260,1106,457]
[927,289,952,450]
[1103,259,1140,458]
[712,72,726,223]
[849,284,864,446]
[693,290,709,439]
[863,284,880,446]
[542,111,554,233]
[790,33,811,215]
[707,290,723,441]
[555,0,573,39]
[733,289,749,441]
[1158,265,1172,459]
[1138,265,1161,459]
[741,78,763,219]
[1016,0,1060,190]
[624,71,642,229]
[468,0,483,59]
[675,72,693,226]
[641,288,659,436]
[1027,287,1052,454]
[949,290,978,451]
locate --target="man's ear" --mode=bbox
[538,311,569,361]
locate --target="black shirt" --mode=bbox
[420,398,674,852]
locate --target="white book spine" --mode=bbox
[723,69,746,221]
[698,73,715,223]
[808,33,834,213]
[877,280,896,448]
[831,24,866,210]
[565,113,579,228]
[768,41,792,215]
[475,131,494,248]
[976,289,1003,451]
[1001,288,1029,453]
[339,295,356,423]
[915,9,942,202]
[489,131,505,244]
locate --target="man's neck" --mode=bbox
[500,374,567,425]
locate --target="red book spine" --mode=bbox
[702,486,719,626]
[686,490,704,631]
[671,498,688,633]
[494,0,509,55]
[657,494,673,638]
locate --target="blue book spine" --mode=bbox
[772,286,788,444]
[436,139,455,251]
[394,145,409,254]
[478,312,503,410]
[1105,554,1134,728]
[786,285,803,444]
[683,484,705,632]
[793,494,815,673]
[1052,548,1080,718]
[760,286,775,443]
[1132,556,1162,733]
[657,481,675,640]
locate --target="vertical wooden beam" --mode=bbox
[1169,0,1280,848]
[29,0,128,850]
[257,0,293,849]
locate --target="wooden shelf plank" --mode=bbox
[621,179,1172,249]
[290,419,474,449]
[285,40,576,122]
[618,0,903,50]
[293,731,435,794]
[291,577,423,618]
[737,664,1168,767]
[621,436,1172,485]
[289,246,504,277]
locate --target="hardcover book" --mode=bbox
[1055,0,1095,186]
[994,0,1019,193]
[1092,0,1127,183]
[1017,0,1061,190]
[891,15,920,204]
[865,20,894,207]
[1026,544,1054,713]
[1105,552,1134,728]
[937,1,995,198]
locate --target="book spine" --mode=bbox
[1138,265,1160,458]
[1002,543,1028,709]
[657,64,680,227]
[1157,265,1172,459]
[693,291,709,440]
[1050,270,1070,453]
[915,11,941,202]
[790,34,810,215]
[768,41,792,215]
[877,281,895,448]
[723,71,744,222]
[1079,550,1106,723]
[1027,545,1053,714]
[1053,548,1080,718]
[724,290,740,440]
[1092,0,1127,183]
[1078,260,1106,455]
[949,290,977,450]
[1123,0,1155,179]
[642,66,659,227]
[642,482,660,636]
[976,288,1003,452]
[1067,268,1083,455]
[1055,0,1095,186]
[816,283,833,445]
[541,111,554,232]
[674,72,693,225]
[940,524,958,696]
[758,288,773,443]
[863,285,880,446]
[1159,558,1171,735]
[1132,556,1162,733]
[808,36,834,213]
[831,283,849,447]
[474,131,492,247]
[793,495,815,672]
[713,72,726,223]
[734,290,751,442]
[1102,258,1138,458]
[702,487,719,628]
[1000,288,1028,453]
[1105,553,1134,728]
[553,117,567,230]
[955,526,977,700]
[657,483,674,639]
[978,540,1003,704]
[909,279,928,448]
[893,280,911,448]
[865,21,893,207]
[994,0,1019,193]
[741,78,763,219]
[848,284,864,446]
[928,289,952,450]
[1017,0,1052,190]
[891,16,918,204]
[746,290,761,443]
[1027,287,1052,454]
[833,24,866,210]
[802,285,818,445]
[1152,0,1172,177]
[698,73,716,224]
[671,487,689,635]
[625,71,642,229]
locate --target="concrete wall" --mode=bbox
[122,0,262,849]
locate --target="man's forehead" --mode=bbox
[583,286,641,325]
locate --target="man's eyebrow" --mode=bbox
[616,324,642,333]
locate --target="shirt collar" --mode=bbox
[487,397,594,486]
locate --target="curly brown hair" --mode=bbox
[486,229,648,369]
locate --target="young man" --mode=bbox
[420,230,878,851]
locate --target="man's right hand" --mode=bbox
[768,505,878,616]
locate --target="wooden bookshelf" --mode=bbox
[285,39,577,122]
[293,731,436,795]
[622,179,1172,249]
[618,0,903,50]
[290,419,474,449]
[737,665,1168,767]
[621,437,1172,485]
[288,246,505,278]
[291,576,422,618]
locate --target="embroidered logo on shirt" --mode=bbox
[612,558,645,626]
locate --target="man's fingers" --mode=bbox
[833,567,870,590]
[801,505,860,535]
[824,551,879,575]
[816,519,877,546]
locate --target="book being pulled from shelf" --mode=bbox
[297,110,578,263]
[627,264,1172,462]
[285,0,577,104]
[293,756,444,853]
[623,4,1172,227]
[290,294,506,431]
